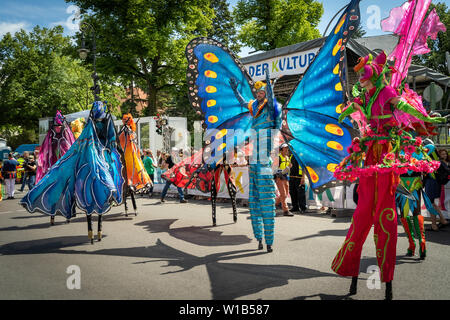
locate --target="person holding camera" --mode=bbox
[160,148,187,203]
[23,155,37,190]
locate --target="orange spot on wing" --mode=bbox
[208,116,218,123]
[204,53,219,63]
[333,39,343,56]
[327,163,338,173]
[335,14,347,34]
[307,167,319,183]
[325,124,344,136]
[206,86,217,93]
[327,141,344,151]
[204,70,217,78]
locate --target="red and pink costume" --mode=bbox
[332,51,444,288]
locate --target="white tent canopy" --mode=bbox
[64,109,117,123]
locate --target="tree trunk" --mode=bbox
[146,80,157,116]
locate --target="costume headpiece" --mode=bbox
[122,113,136,132]
[92,101,107,120]
[354,51,387,83]
[254,81,267,93]
[54,110,64,126]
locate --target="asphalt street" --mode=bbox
[1,188,450,300]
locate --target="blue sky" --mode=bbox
[1,0,448,56]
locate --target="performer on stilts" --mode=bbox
[332,0,446,299]
[185,37,282,251]
[119,113,152,216]
[332,54,444,299]
[35,110,75,225]
[230,73,282,252]
[21,101,125,244]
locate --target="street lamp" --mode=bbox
[78,21,100,101]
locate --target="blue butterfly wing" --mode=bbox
[102,113,125,204]
[20,116,124,217]
[282,0,361,192]
[186,37,254,164]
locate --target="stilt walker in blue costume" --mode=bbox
[21,101,125,244]
[185,38,281,252]
[230,76,282,252]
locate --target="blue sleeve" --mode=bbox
[230,84,248,109]
[264,70,282,129]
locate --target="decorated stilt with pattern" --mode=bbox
[225,169,238,223]
[211,172,217,226]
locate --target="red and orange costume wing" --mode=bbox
[119,114,152,191]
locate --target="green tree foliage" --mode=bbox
[209,0,241,53]
[0,26,125,143]
[233,0,323,51]
[351,25,366,39]
[412,2,449,76]
[69,0,214,116]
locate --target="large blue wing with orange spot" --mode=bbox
[281,0,361,192]
[186,37,255,165]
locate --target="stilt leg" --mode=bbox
[130,191,137,216]
[50,216,55,226]
[211,180,217,227]
[385,281,393,300]
[226,178,238,223]
[98,215,102,241]
[87,216,94,244]
[124,194,129,217]
[349,276,358,295]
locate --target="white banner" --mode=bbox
[243,48,320,81]
[153,166,450,219]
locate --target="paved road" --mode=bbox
[1,188,450,300]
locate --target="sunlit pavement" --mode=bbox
[1,187,450,300]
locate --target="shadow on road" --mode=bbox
[0,212,133,231]
[135,219,252,246]
[290,229,349,241]
[0,236,337,299]
[292,293,355,300]
[0,235,104,254]
[424,225,450,246]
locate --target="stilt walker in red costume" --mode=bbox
[332,0,446,300]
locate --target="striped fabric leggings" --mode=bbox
[249,164,276,245]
